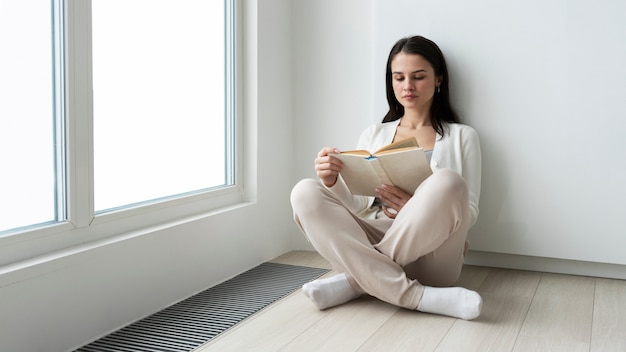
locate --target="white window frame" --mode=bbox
[0,0,247,267]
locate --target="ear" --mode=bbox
[436,75,443,87]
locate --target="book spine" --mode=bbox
[368,158,393,186]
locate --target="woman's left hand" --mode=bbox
[375,184,412,219]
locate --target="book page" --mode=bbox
[375,145,421,156]
[338,137,419,157]
[374,137,419,154]
[331,153,382,196]
[331,146,432,196]
[377,148,432,194]
[337,150,372,157]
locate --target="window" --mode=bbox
[0,0,237,236]
[0,1,61,233]
[92,0,232,212]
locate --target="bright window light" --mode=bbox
[92,0,228,212]
[0,0,59,233]
[0,0,234,235]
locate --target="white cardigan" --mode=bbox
[328,119,481,226]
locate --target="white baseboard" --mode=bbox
[465,250,626,280]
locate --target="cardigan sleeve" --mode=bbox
[460,126,482,227]
[432,124,482,227]
[325,125,378,214]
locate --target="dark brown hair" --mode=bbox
[382,35,459,136]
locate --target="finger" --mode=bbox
[382,206,397,219]
[375,188,390,206]
[317,147,341,158]
[380,184,408,198]
[315,157,343,172]
[316,166,338,176]
[382,184,412,206]
[376,187,400,207]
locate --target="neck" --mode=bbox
[400,109,431,129]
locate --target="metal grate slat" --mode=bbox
[75,262,329,352]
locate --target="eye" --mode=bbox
[414,76,425,81]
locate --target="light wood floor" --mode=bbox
[196,251,626,352]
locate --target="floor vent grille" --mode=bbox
[75,262,329,352]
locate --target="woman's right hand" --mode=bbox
[315,147,343,187]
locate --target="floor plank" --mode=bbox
[590,278,626,352]
[196,251,626,352]
[435,269,541,352]
[454,265,491,291]
[357,307,455,352]
[356,265,491,352]
[279,296,398,352]
[512,273,595,352]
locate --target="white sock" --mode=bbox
[302,273,360,310]
[417,286,482,320]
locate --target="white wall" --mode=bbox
[0,1,296,351]
[291,1,626,275]
[372,0,626,267]
[289,0,375,249]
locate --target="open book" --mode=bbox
[331,137,432,197]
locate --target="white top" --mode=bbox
[328,119,482,226]
[424,149,433,162]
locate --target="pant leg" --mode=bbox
[402,238,468,287]
[290,178,425,309]
[374,169,471,287]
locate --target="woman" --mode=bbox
[290,35,482,320]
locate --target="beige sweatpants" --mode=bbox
[290,168,471,310]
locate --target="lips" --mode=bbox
[403,94,416,100]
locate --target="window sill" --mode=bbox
[0,187,253,274]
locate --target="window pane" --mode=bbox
[0,1,59,233]
[92,0,227,212]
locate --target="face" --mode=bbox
[390,53,441,111]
